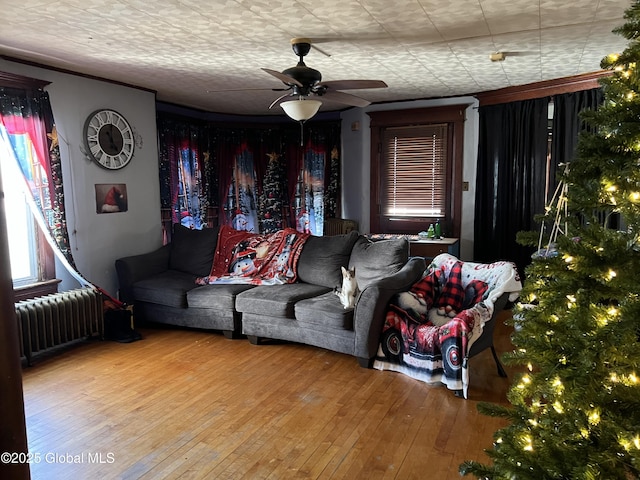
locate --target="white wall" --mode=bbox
[340,97,479,259]
[1,59,162,296]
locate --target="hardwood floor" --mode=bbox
[21,312,516,479]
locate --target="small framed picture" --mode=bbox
[95,183,128,214]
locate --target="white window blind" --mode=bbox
[381,124,447,218]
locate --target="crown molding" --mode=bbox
[475,71,611,106]
[0,70,50,89]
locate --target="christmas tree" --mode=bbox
[258,152,286,233]
[460,3,640,479]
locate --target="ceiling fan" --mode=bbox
[263,38,388,121]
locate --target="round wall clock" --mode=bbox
[83,109,134,170]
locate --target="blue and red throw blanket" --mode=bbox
[196,225,310,285]
[374,254,522,398]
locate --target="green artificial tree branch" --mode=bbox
[461,2,640,478]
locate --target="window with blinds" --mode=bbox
[382,124,447,218]
[369,104,465,236]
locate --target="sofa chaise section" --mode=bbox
[239,232,426,367]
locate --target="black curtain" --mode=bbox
[552,88,607,229]
[474,98,549,277]
[474,89,604,278]
[550,88,604,180]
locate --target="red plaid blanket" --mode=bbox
[406,261,488,321]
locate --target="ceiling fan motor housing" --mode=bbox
[280,39,322,94]
[282,64,322,94]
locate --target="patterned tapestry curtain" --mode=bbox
[220,140,261,233]
[324,145,341,219]
[258,151,287,234]
[213,127,275,234]
[290,140,326,235]
[282,122,341,236]
[157,113,341,238]
[157,116,215,241]
[0,86,85,284]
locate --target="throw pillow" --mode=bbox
[169,224,219,276]
[297,231,360,288]
[349,236,409,290]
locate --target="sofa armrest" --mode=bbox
[115,244,171,303]
[353,256,426,361]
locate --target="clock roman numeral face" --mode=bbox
[83,109,135,170]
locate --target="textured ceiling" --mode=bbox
[0,0,632,115]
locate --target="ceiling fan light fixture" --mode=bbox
[281,98,322,121]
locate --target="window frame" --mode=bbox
[368,105,467,237]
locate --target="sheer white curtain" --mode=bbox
[0,125,90,287]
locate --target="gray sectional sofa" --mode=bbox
[115,225,426,367]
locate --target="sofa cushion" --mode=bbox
[236,284,332,318]
[297,231,359,288]
[187,284,256,309]
[131,270,198,308]
[169,224,219,277]
[349,237,409,290]
[295,292,355,330]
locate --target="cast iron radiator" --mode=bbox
[15,287,104,365]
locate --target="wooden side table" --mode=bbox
[409,237,460,260]
[365,234,460,260]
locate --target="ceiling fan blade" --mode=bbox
[317,90,371,108]
[269,92,293,109]
[318,79,387,91]
[207,87,289,93]
[262,68,303,87]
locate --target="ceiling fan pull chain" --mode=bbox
[299,120,304,146]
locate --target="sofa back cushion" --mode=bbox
[169,224,219,276]
[349,237,409,290]
[297,231,359,288]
